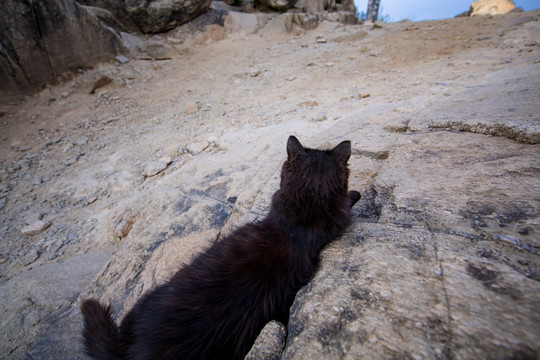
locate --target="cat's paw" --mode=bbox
[348,190,361,206]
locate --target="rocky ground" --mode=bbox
[0,8,539,359]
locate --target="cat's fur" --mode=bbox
[81,136,361,360]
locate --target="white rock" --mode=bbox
[143,161,168,177]
[116,55,130,63]
[187,141,209,154]
[207,136,221,146]
[21,220,50,235]
[158,156,172,165]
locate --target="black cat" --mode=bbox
[81,136,361,360]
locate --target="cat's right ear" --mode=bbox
[287,136,306,159]
[331,140,351,163]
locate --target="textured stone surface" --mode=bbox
[0,253,110,358]
[407,64,540,144]
[0,9,539,360]
[126,0,213,33]
[282,129,540,359]
[245,321,287,360]
[470,0,515,16]
[0,0,121,96]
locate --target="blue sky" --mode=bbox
[353,0,540,22]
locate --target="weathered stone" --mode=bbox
[338,0,356,13]
[257,0,293,10]
[120,32,146,55]
[186,141,209,154]
[283,221,540,359]
[292,13,320,30]
[115,55,130,63]
[186,103,199,114]
[81,4,128,31]
[245,321,287,360]
[111,210,138,239]
[295,0,325,14]
[143,160,169,177]
[159,156,173,165]
[407,64,540,144]
[1,253,111,358]
[470,0,515,16]
[76,0,137,30]
[20,220,50,236]
[90,76,113,94]
[0,0,121,96]
[126,0,213,34]
[18,249,40,266]
[324,11,360,25]
[140,37,176,59]
[194,24,227,45]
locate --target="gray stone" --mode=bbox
[0,0,122,96]
[1,253,111,358]
[143,160,169,177]
[295,0,325,14]
[115,55,130,63]
[120,32,146,54]
[283,220,540,359]
[292,13,320,30]
[18,249,40,266]
[245,321,287,360]
[76,0,137,30]
[257,0,293,10]
[187,141,209,154]
[126,0,213,34]
[407,64,540,144]
[141,38,176,59]
[20,220,50,236]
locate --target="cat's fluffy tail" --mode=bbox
[80,299,127,359]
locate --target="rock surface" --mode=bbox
[0,0,122,96]
[470,0,516,16]
[0,8,539,360]
[20,220,50,236]
[126,0,214,33]
[245,321,287,360]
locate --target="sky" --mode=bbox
[352,0,540,22]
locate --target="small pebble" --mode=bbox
[21,220,50,235]
[18,249,40,266]
[186,103,198,114]
[116,55,130,63]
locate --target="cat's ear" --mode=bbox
[287,136,306,159]
[331,140,351,163]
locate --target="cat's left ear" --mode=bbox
[287,136,306,159]
[331,141,351,163]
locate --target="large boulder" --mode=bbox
[75,0,138,30]
[255,0,295,11]
[0,0,122,96]
[125,0,213,33]
[470,0,515,16]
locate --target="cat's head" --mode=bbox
[279,136,351,216]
